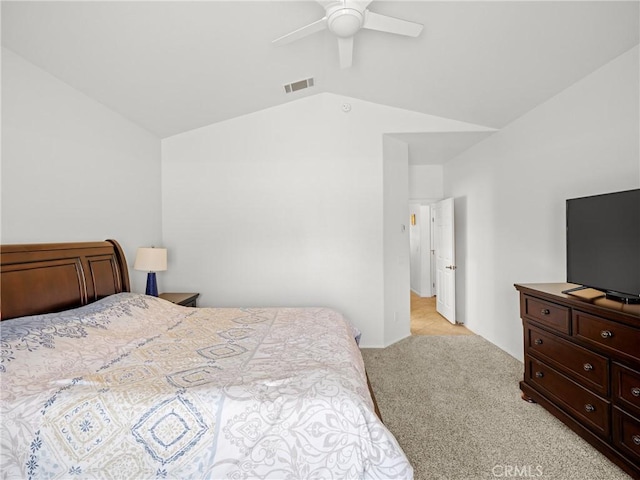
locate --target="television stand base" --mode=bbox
[561,285,589,294]
[562,285,606,300]
[606,291,640,304]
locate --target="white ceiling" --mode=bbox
[2,1,639,163]
[388,131,496,165]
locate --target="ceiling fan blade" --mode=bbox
[350,1,374,11]
[316,0,339,8]
[362,10,423,37]
[316,0,372,9]
[338,36,353,68]
[272,17,328,46]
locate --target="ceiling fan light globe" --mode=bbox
[328,9,363,37]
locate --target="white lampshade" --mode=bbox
[134,247,167,272]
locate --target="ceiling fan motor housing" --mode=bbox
[272,1,424,69]
[327,7,364,37]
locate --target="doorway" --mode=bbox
[410,291,471,335]
[409,204,434,297]
[409,198,469,335]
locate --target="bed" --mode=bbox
[0,240,412,479]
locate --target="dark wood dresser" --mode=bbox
[515,283,640,478]
[159,292,199,307]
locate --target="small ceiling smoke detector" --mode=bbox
[284,77,314,94]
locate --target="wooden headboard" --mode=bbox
[0,240,130,321]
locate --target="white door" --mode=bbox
[435,197,456,324]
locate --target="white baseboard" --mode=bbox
[411,287,433,298]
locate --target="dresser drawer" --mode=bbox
[526,356,610,437]
[613,363,640,417]
[523,295,571,334]
[613,408,640,463]
[573,311,640,364]
[527,324,608,396]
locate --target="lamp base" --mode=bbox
[145,272,158,297]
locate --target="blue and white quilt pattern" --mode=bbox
[1,293,412,479]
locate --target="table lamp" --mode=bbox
[133,247,167,297]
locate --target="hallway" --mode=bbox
[410,292,473,336]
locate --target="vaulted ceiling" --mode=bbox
[2,1,639,162]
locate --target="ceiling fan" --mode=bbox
[272,0,423,69]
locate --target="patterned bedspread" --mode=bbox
[1,293,412,479]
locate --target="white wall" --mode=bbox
[162,92,490,347]
[1,48,162,293]
[383,136,411,345]
[409,164,443,202]
[444,45,640,361]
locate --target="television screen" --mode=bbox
[566,189,640,302]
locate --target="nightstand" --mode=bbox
[159,292,200,307]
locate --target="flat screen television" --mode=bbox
[565,188,640,303]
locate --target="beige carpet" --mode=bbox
[362,335,631,480]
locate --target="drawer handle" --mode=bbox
[535,371,544,378]
[584,404,595,413]
[540,309,551,315]
[534,339,543,345]
[600,330,613,339]
[631,387,640,397]
[633,435,640,446]
[583,363,593,372]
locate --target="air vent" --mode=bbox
[284,77,314,94]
